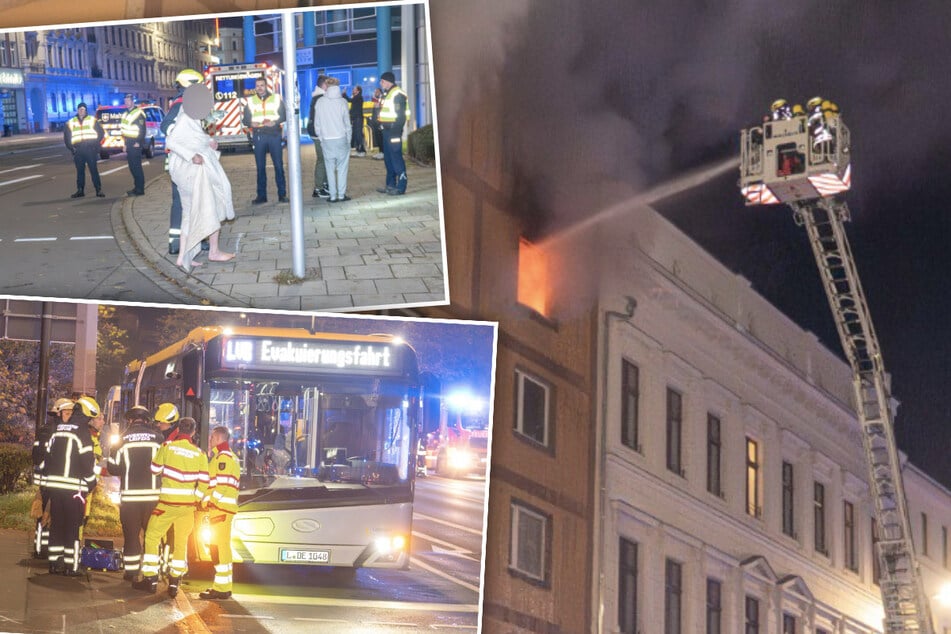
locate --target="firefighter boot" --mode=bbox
[167,574,182,598]
[132,576,157,594]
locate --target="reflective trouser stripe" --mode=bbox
[142,502,194,579]
[209,511,234,592]
[213,563,232,592]
[169,558,187,578]
[141,553,160,577]
[123,554,141,571]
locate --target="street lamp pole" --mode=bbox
[281,12,306,279]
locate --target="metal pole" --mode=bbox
[34,302,51,435]
[401,4,416,133]
[282,12,306,278]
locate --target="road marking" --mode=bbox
[412,530,478,560]
[413,512,483,537]
[0,164,41,174]
[0,174,42,187]
[410,556,481,594]
[292,617,349,624]
[33,153,62,159]
[232,594,480,613]
[364,622,420,628]
[220,614,274,620]
[98,165,128,176]
[69,236,114,241]
[14,237,56,242]
[432,626,479,631]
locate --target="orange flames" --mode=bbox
[517,237,550,317]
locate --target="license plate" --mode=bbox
[280,548,330,563]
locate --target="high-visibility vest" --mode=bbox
[151,438,209,506]
[67,116,98,144]
[120,107,144,138]
[379,86,409,123]
[204,445,240,514]
[247,93,282,126]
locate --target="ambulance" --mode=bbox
[204,62,284,151]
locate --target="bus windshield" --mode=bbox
[209,380,413,493]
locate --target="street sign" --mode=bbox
[297,47,314,66]
[1,299,78,343]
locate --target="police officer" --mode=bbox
[121,94,147,196]
[154,402,181,442]
[41,396,99,576]
[199,425,240,600]
[375,72,409,196]
[243,77,288,204]
[161,69,204,255]
[64,103,105,199]
[134,417,209,597]
[107,406,162,582]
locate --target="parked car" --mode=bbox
[95,103,166,160]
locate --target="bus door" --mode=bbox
[299,387,320,472]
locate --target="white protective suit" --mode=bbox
[165,111,235,271]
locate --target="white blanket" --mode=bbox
[166,112,235,270]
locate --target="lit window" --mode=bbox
[746,438,761,518]
[517,237,550,317]
[509,500,549,584]
[514,369,550,448]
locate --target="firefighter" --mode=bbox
[107,406,162,582]
[375,72,409,196]
[63,102,105,199]
[792,103,806,119]
[161,69,204,255]
[134,417,209,597]
[198,425,240,600]
[243,77,288,204]
[154,402,181,442]
[41,396,99,576]
[770,98,792,121]
[807,96,833,149]
[121,94,146,196]
[31,398,72,558]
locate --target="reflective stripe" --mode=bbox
[379,87,409,123]
[67,116,98,144]
[120,108,144,138]
[247,94,281,126]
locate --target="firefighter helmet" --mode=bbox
[770,98,787,111]
[154,402,180,425]
[52,397,74,413]
[807,96,823,110]
[125,405,151,423]
[791,104,805,117]
[175,68,203,87]
[75,396,101,418]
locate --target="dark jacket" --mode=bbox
[306,90,323,138]
[107,422,163,502]
[349,94,364,126]
[41,412,97,494]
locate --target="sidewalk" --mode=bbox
[118,144,447,311]
[0,528,211,633]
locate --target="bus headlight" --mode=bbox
[374,534,407,555]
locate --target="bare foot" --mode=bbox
[176,259,202,269]
[208,252,235,262]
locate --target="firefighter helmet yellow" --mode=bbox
[175,68,203,87]
[75,396,101,418]
[154,402,180,425]
[807,96,823,110]
[792,104,805,116]
[770,98,787,111]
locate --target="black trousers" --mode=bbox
[125,140,144,192]
[73,143,101,192]
[48,488,86,571]
[120,499,156,572]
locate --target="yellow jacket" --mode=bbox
[151,437,209,506]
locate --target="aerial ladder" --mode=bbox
[740,104,934,633]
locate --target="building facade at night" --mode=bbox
[425,93,951,633]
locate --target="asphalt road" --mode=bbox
[0,142,179,302]
[183,475,488,632]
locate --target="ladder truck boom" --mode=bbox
[740,108,933,633]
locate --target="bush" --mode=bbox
[408,124,435,163]
[0,444,31,494]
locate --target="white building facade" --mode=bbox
[594,204,951,633]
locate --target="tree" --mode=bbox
[0,340,73,445]
[96,305,129,393]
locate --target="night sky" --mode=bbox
[430,1,951,484]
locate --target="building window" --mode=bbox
[706,578,721,634]
[782,614,796,634]
[746,437,761,518]
[618,538,637,634]
[664,558,682,634]
[782,461,795,537]
[509,500,549,585]
[943,525,948,570]
[844,501,857,572]
[621,360,640,452]
[666,388,683,475]
[922,512,929,557]
[814,482,827,555]
[745,596,760,634]
[514,369,550,448]
[872,517,881,585]
[707,414,722,497]
[517,237,550,317]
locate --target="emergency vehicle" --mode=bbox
[95,102,166,160]
[424,392,489,479]
[204,62,284,151]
